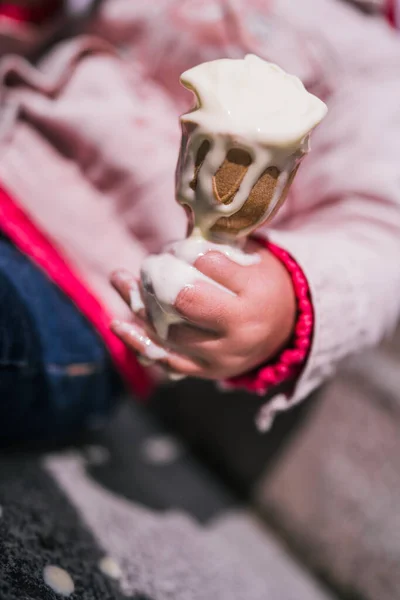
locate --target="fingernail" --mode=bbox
[111,320,168,361]
[111,320,141,337]
[130,282,145,313]
[111,320,143,341]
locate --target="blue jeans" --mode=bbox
[0,235,121,443]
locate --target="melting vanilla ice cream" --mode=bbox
[139,55,327,341]
[177,54,327,235]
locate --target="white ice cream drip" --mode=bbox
[138,55,327,341]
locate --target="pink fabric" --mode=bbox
[226,241,314,396]
[1,0,400,423]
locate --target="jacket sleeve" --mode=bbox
[253,0,400,425]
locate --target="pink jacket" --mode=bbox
[1,0,400,422]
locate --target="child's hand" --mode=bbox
[111,241,296,380]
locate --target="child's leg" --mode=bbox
[0,235,121,444]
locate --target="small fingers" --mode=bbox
[111,269,137,305]
[112,264,239,336]
[167,322,221,357]
[165,369,187,382]
[174,281,236,332]
[110,320,206,378]
[111,269,146,320]
[111,320,168,361]
[194,250,260,295]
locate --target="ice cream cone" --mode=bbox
[176,55,327,241]
[139,56,327,341]
[188,141,300,237]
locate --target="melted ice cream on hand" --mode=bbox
[139,55,327,342]
[140,243,237,341]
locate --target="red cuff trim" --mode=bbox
[0,0,62,25]
[224,240,314,396]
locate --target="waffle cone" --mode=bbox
[190,143,298,236]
